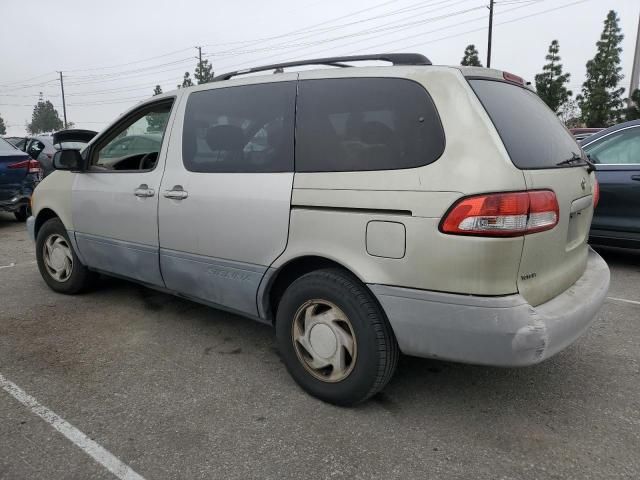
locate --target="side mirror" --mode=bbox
[52,149,84,171]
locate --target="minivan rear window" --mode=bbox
[470,79,580,169]
[296,78,445,172]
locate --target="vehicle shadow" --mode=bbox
[93,274,606,420]
[0,212,22,230]
[592,245,640,267]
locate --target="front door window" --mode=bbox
[91,103,172,171]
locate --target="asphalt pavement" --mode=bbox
[0,212,638,479]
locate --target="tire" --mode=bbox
[275,268,399,406]
[14,205,30,222]
[35,217,97,294]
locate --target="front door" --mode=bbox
[584,125,640,238]
[158,78,297,316]
[72,98,177,286]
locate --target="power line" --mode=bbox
[205,0,461,58]
[212,2,488,72]
[214,0,531,71]
[62,47,194,73]
[0,0,473,89]
[393,0,592,51]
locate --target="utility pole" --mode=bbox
[57,71,68,129]
[630,12,640,103]
[196,46,203,72]
[486,0,494,68]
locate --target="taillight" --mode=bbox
[440,190,559,237]
[7,159,41,174]
[593,178,600,208]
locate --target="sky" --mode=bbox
[1,0,638,136]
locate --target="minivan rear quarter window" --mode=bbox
[296,77,445,172]
[470,79,580,169]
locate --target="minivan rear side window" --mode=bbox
[295,78,445,172]
[182,82,296,173]
[469,79,580,169]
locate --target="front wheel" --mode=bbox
[35,218,97,294]
[275,268,398,406]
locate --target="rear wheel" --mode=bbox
[14,205,30,222]
[275,268,398,406]
[35,218,97,294]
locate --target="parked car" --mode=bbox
[28,54,610,406]
[16,130,97,178]
[570,127,603,142]
[580,120,640,249]
[0,137,40,221]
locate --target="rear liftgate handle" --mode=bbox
[163,185,189,200]
[134,184,155,198]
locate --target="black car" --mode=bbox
[0,137,40,221]
[580,120,640,249]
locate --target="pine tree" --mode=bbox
[153,85,163,96]
[558,99,581,128]
[461,45,482,67]
[194,59,214,84]
[626,89,640,121]
[577,10,625,127]
[177,72,194,89]
[0,113,6,135]
[27,95,63,134]
[535,40,572,114]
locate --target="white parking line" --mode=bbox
[0,373,146,480]
[607,296,640,306]
[0,260,37,270]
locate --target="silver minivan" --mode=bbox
[28,54,610,405]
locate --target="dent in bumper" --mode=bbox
[0,195,30,212]
[369,248,610,367]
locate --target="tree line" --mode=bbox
[461,10,639,127]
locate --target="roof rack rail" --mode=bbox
[212,53,431,82]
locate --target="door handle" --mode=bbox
[134,184,155,198]
[163,186,188,200]
[631,175,640,181]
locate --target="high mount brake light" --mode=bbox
[440,190,559,237]
[503,71,525,85]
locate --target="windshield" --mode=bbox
[470,79,580,169]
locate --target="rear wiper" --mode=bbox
[556,152,596,173]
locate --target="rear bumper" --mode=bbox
[369,248,610,367]
[0,195,30,213]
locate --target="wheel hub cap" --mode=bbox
[49,246,67,270]
[42,234,73,283]
[309,323,337,359]
[291,300,357,383]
